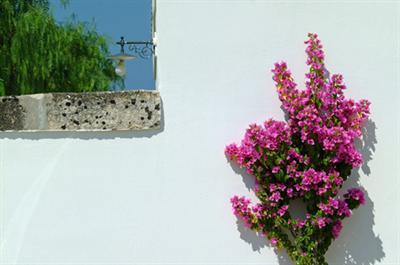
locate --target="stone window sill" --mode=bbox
[0,90,161,131]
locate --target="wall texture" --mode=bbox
[0,91,161,131]
[1,1,399,264]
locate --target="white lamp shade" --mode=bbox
[109,52,135,61]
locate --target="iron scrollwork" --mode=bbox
[116,36,155,59]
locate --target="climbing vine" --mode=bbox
[225,33,370,265]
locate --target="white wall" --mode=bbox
[1,1,399,264]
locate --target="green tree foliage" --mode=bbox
[0,0,118,95]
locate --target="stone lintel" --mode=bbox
[0,90,161,131]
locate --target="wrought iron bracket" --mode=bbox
[116,36,155,59]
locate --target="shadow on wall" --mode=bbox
[228,119,385,265]
[325,120,384,265]
[0,99,165,140]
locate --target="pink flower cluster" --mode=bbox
[318,197,351,217]
[269,34,370,168]
[332,221,343,239]
[225,33,370,257]
[345,188,366,205]
[230,195,265,229]
[225,120,291,174]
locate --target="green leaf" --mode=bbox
[0,0,119,95]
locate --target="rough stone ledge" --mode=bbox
[0,90,161,131]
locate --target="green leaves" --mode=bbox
[0,79,5,96]
[337,162,352,180]
[0,0,119,95]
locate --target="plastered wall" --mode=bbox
[1,1,399,264]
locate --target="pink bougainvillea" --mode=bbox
[225,33,370,265]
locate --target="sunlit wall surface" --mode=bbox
[1,1,399,264]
